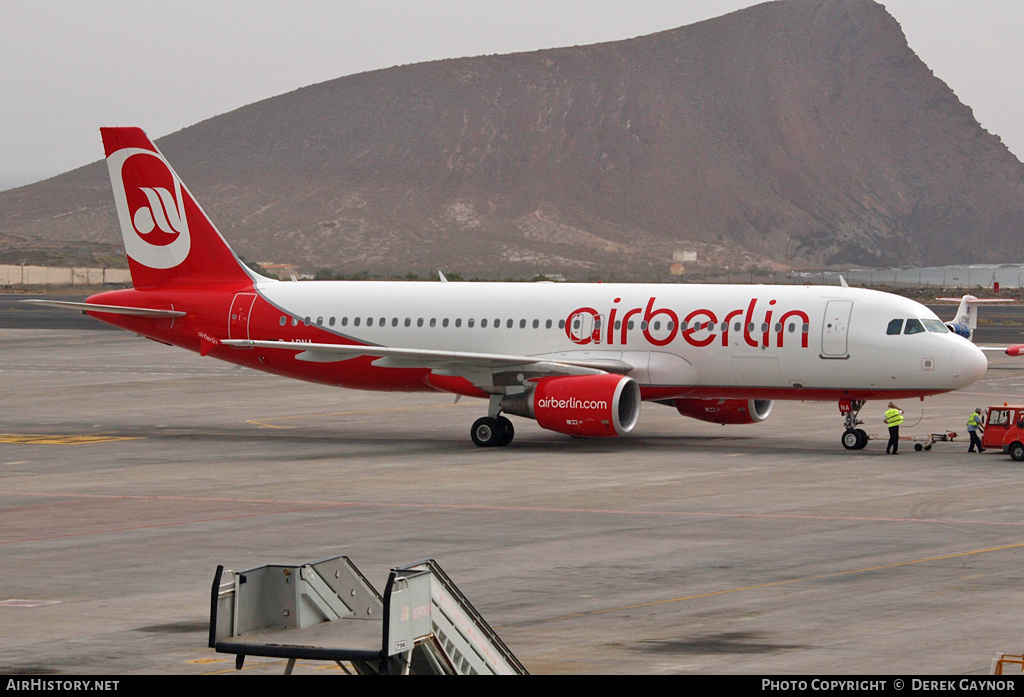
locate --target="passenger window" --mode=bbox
[455,318,462,328]
[482,319,488,328]
[279,316,286,327]
[887,319,903,335]
[904,319,925,334]
[329,317,335,327]
[430,318,436,327]
[533,319,539,329]
[341,317,348,327]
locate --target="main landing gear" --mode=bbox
[471,395,515,448]
[839,399,869,450]
[471,415,514,447]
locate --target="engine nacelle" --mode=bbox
[673,397,773,425]
[946,322,971,339]
[502,374,641,438]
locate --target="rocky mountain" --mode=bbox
[3,0,1023,279]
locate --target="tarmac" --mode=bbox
[2,313,1024,675]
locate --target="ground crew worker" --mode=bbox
[884,402,904,455]
[967,407,986,453]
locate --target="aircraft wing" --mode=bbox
[220,338,632,377]
[19,299,186,318]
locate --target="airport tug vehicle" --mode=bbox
[980,404,1024,461]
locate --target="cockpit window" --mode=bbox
[922,319,948,333]
[886,319,903,335]
[904,318,925,335]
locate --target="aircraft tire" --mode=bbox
[855,429,868,449]
[471,417,505,448]
[497,415,515,446]
[842,429,861,450]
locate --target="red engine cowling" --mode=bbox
[502,374,641,437]
[673,398,773,425]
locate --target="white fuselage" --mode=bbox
[251,280,987,399]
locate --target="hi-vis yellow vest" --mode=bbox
[885,408,904,426]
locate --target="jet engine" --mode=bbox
[672,397,773,425]
[945,322,971,339]
[501,374,641,437]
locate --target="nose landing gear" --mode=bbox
[840,399,869,450]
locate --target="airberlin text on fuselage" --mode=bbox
[565,296,811,348]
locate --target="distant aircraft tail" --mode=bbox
[101,127,255,289]
[937,294,1012,341]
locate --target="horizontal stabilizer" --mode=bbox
[20,299,185,318]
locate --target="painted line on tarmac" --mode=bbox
[0,433,143,444]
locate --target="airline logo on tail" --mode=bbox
[106,147,191,269]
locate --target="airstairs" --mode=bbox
[209,555,527,675]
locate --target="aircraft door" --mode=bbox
[821,300,853,357]
[567,310,603,345]
[229,292,257,340]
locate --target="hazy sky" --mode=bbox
[1,0,1021,191]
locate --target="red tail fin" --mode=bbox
[101,127,254,288]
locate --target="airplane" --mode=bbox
[937,294,1013,343]
[934,294,1024,356]
[24,127,990,449]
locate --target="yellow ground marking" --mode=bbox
[0,434,142,445]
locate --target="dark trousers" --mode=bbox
[969,430,984,452]
[887,426,899,454]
